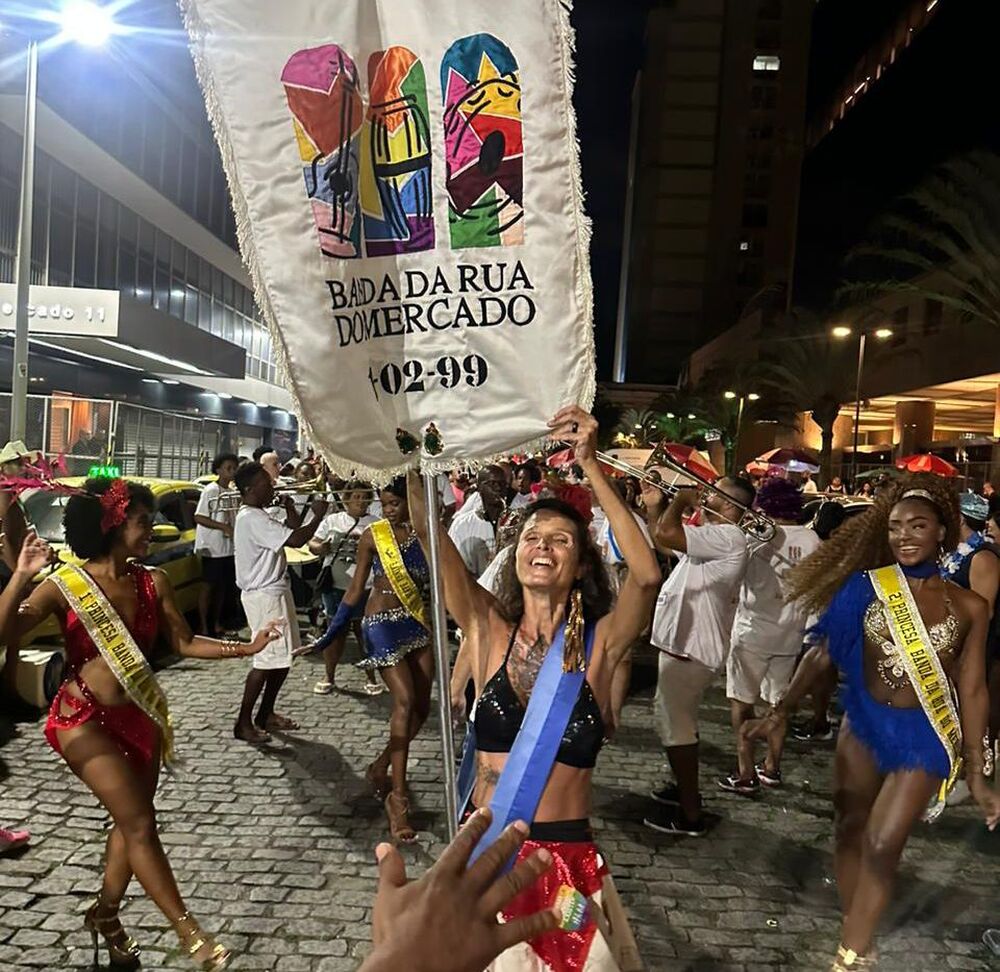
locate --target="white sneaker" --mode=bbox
[313,680,333,695]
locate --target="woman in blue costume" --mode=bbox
[302,477,432,842]
[746,474,1000,970]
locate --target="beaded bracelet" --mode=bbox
[220,639,244,659]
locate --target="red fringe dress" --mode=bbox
[44,564,160,771]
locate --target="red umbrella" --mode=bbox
[755,447,820,469]
[650,442,719,483]
[895,453,958,477]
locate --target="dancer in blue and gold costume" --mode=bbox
[746,474,1000,970]
[303,477,431,843]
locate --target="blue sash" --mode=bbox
[460,621,596,869]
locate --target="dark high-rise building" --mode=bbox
[619,0,813,385]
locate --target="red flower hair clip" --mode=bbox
[99,479,131,533]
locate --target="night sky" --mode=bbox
[795,0,1000,308]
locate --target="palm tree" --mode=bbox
[676,358,800,475]
[841,151,1000,328]
[612,408,661,448]
[764,326,856,486]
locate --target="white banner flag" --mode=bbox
[181,0,595,477]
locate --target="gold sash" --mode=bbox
[51,564,175,765]
[370,519,430,630]
[869,565,962,818]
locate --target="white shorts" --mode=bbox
[726,640,797,707]
[653,652,716,748]
[241,587,300,671]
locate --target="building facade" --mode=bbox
[0,8,298,467]
[620,0,812,385]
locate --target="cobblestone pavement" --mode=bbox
[1,647,998,971]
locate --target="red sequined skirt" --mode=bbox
[44,676,158,771]
[490,820,642,972]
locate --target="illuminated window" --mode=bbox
[753,55,781,72]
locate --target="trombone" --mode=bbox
[595,444,777,542]
[208,477,378,515]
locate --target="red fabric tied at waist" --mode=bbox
[502,839,607,972]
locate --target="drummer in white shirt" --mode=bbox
[307,483,381,696]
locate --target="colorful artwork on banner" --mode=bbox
[361,48,435,257]
[281,45,364,259]
[184,0,594,477]
[442,34,524,249]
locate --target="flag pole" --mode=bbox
[422,470,458,840]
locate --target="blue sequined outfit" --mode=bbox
[814,571,950,779]
[360,531,431,669]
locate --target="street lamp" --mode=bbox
[724,391,760,474]
[832,323,894,487]
[8,1,118,442]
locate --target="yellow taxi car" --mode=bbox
[17,477,207,647]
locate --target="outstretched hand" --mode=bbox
[971,781,1000,831]
[15,529,52,577]
[363,808,559,972]
[248,620,284,654]
[291,640,320,658]
[741,712,782,744]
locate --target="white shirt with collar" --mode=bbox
[650,522,749,671]
[448,492,496,577]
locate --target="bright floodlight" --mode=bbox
[724,390,738,400]
[59,1,116,47]
[874,327,894,339]
[832,325,853,338]
[748,393,761,401]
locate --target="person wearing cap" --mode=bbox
[0,440,39,573]
[0,441,39,857]
[942,493,1000,611]
[942,492,1000,780]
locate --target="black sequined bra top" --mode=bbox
[474,626,605,770]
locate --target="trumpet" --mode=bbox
[596,445,777,542]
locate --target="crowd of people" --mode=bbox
[1,417,999,971]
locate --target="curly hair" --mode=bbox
[64,478,156,560]
[492,498,613,624]
[381,476,407,501]
[787,473,959,614]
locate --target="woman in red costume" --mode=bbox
[0,479,280,970]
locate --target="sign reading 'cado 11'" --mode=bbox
[0,285,120,338]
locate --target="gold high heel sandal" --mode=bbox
[385,791,417,843]
[831,944,877,970]
[176,912,232,970]
[83,896,141,970]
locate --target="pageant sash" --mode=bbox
[869,565,963,818]
[51,565,176,765]
[370,519,430,630]
[468,622,596,869]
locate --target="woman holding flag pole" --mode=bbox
[0,479,281,971]
[744,473,1000,971]
[407,406,660,972]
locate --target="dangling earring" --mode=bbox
[563,584,586,673]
